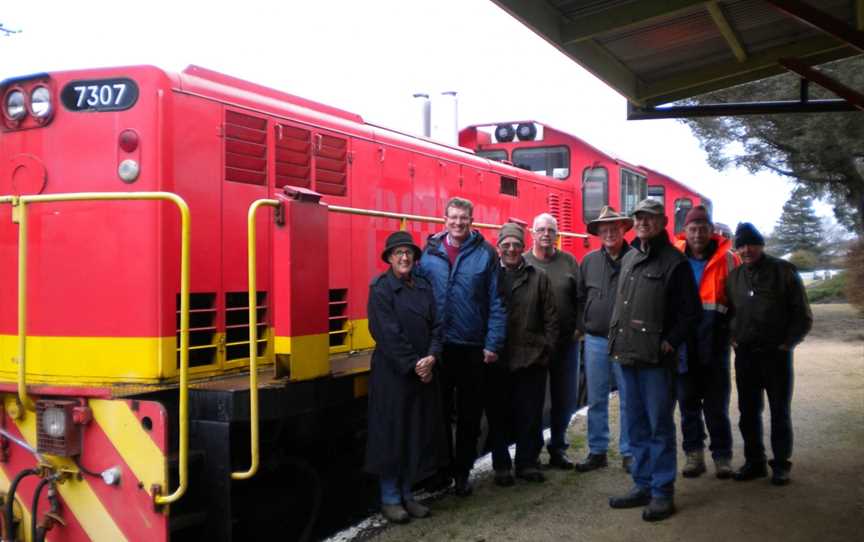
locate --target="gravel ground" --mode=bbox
[362,304,864,542]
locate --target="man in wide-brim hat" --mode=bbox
[575,206,635,475]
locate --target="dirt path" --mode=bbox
[368,304,864,542]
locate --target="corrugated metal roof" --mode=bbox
[492,0,862,106]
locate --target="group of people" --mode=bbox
[364,195,812,524]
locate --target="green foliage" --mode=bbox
[806,272,846,304]
[772,187,824,255]
[789,249,819,271]
[845,239,864,314]
[682,57,864,233]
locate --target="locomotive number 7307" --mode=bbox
[61,78,139,112]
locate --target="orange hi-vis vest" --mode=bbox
[674,233,741,314]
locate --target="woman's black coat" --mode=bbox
[364,270,448,482]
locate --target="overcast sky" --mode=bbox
[2,0,836,234]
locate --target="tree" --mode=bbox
[682,56,864,233]
[771,187,824,256]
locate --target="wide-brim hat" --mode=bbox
[587,206,634,236]
[381,231,422,263]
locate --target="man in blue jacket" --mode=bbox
[418,197,507,496]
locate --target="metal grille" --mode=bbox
[224,110,267,186]
[225,291,268,362]
[328,288,349,348]
[178,293,218,368]
[314,134,348,196]
[36,400,81,456]
[275,124,311,188]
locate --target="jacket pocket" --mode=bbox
[628,320,663,364]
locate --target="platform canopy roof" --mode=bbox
[491,0,864,109]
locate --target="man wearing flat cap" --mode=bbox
[726,222,812,486]
[574,206,634,474]
[486,222,559,486]
[673,205,740,480]
[608,199,701,522]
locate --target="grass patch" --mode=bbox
[807,272,847,303]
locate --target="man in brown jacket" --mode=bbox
[487,223,559,486]
[726,222,812,486]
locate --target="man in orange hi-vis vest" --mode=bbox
[673,205,741,480]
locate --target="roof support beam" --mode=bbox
[559,0,706,44]
[779,57,864,111]
[764,0,864,53]
[627,99,856,119]
[638,35,850,105]
[705,1,747,62]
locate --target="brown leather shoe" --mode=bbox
[403,500,430,518]
[381,503,410,524]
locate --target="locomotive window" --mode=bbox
[478,149,508,162]
[620,168,647,216]
[500,176,518,196]
[582,167,608,223]
[647,185,665,208]
[674,198,693,233]
[512,146,569,179]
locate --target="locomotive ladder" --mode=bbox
[0,192,192,507]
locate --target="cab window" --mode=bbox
[620,168,647,215]
[582,166,608,222]
[478,149,507,162]
[647,185,665,208]
[674,198,693,233]
[512,146,570,179]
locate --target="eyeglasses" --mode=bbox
[499,242,524,251]
[391,249,414,259]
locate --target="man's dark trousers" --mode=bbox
[487,363,547,471]
[734,346,794,467]
[440,344,486,478]
[677,350,733,460]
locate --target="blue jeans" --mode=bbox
[547,340,580,454]
[677,349,733,459]
[620,365,677,498]
[379,477,414,505]
[584,334,630,456]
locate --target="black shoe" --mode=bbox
[454,475,473,497]
[609,487,651,509]
[769,460,792,486]
[422,472,453,493]
[515,467,545,483]
[494,470,515,487]
[642,497,675,522]
[622,455,633,474]
[733,462,768,482]
[575,453,608,473]
[381,503,410,524]
[403,500,430,518]
[547,452,575,470]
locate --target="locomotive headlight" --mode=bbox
[30,86,53,119]
[41,407,67,438]
[5,89,26,120]
[118,159,140,182]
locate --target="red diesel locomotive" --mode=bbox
[458,121,712,250]
[0,65,594,541]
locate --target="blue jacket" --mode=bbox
[417,230,506,353]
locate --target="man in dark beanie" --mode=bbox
[726,222,812,486]
[673,206,740,480]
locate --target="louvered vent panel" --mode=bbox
[275,124,311,188]
[315,134,347,196]
[225,291,268,362]
[225,110,267,186]
[177,293,217,368]
[561,196,574,251]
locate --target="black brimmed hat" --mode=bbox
[587,206,634,236]
[381,231,422,263]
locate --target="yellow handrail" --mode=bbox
[326,204,589,239]
[232,198,280,481]
[0,192,191,506]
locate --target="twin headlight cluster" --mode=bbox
[3,86,53,124]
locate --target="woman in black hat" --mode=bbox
[365,231,448,523]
